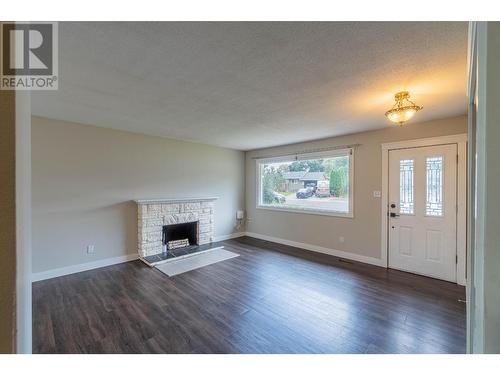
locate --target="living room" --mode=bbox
[1,3,500,373]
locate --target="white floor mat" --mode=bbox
[154,248,239,276]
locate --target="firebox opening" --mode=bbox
[163,221,199,250]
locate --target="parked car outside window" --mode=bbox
[296,188,313,199]
[315,180,331,198]
[272,191,286,204]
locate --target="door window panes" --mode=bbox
[399,159,414,214]
[426,156,444,216]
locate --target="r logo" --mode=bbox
[2,23,53,75]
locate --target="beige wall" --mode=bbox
[32,116,245,273]
[0,90,16,353]
[245,115,467,261]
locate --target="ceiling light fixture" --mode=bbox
[385,91,423,126]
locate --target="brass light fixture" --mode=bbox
[385,91,423,126]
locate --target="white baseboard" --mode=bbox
[31,234,245,281]
[32,253,139,282]
[32,231,381,282]
[244,232,385,267]
[214,232,246,242]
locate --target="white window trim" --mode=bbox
[255,148,354,218]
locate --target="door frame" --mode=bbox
[380,134,468,285]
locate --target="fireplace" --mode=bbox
[163,221,199,250]
[135,197,216,258]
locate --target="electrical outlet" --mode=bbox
[339,236,345,243]
[373,190,381,198]
[87,245,95,254]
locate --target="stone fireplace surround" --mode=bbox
[135,197,217,258]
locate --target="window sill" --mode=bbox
[256,204,354,218]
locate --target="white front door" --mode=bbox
[388,144,457,282]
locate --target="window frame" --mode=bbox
[255,148,354,218]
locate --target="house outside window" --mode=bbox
[256,148,354,217]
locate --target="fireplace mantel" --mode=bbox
[134,197,218,205]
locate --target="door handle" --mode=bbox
[390,212,400,218]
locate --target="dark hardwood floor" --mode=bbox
[33,236,466,354]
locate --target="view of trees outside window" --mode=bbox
[259,154,350,213]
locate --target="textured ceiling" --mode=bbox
[32,22,468,150]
